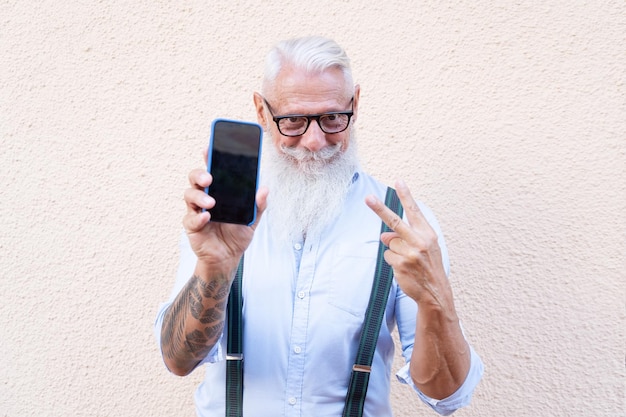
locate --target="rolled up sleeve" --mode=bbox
[395,344,484,416]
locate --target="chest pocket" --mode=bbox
[328,240,380,317]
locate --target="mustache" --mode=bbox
[279,142,343,162]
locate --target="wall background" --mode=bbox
[1,1,624,416]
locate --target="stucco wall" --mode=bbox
[1,1,624,416]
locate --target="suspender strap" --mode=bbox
[225,257,244,417]
[342,187,403,417]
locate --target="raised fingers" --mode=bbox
[366,180,435,245]
[395,181,443,248]
[365,193,410,238]
[394,180,427,228]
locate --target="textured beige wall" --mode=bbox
[1,1,624,416]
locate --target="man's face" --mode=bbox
[254,66,360,157]
[254,66,361,239]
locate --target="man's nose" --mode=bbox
[299,120,327,152]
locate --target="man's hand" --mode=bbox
[365,180,449,308]
[183,167,269,272]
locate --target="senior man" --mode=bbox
[155,36,483,417]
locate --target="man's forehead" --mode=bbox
[269,67,351,109]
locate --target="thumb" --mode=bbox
[250,186,269,229]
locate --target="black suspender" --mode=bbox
[225,260,244,417]
[342,187,403,416]
[225,187,403,417]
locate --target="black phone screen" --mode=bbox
[206,119,262,225]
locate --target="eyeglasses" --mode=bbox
[263,97,354,137]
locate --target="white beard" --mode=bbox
[260,130,360,242]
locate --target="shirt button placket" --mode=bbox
[285,237,316,416]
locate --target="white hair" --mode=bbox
[262,36,354,97]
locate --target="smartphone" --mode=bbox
[205,118,263,226]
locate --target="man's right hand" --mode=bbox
[182,167,269,272]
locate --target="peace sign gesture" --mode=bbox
[365,180,451,309]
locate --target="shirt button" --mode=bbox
[294,346,302,354]
[288,397,297,405]
[297,291,306,299]
[294,243,302,250]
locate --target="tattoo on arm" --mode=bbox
[161,274,231,369]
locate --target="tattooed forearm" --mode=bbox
[161,274,232,373]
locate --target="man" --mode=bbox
[155,36,483,416]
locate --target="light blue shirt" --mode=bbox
[155,171,483,416]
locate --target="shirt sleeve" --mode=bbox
[395,344,484,416]
[153,230,224,371]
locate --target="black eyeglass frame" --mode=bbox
[263,97,354,137]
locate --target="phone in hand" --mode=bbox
[205,118,263,226]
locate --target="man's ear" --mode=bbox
[253,92,267,129]
[352,84,361,123]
